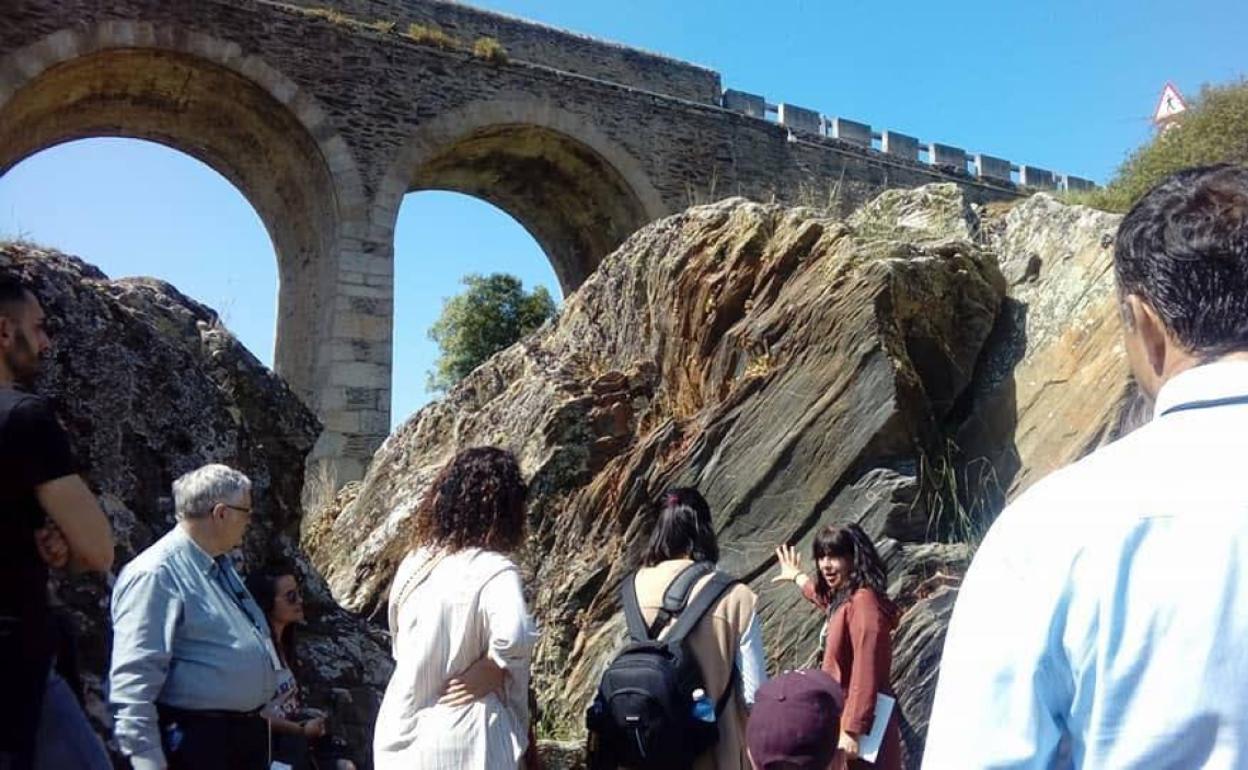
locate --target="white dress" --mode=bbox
[374,547,537,770]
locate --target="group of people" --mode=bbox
[0,276,357,768]
[5,161,1248,770]
[369,448,898,770]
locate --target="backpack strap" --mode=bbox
[646,561,714,638]
[661,570,739,646]
[620,571,651,643]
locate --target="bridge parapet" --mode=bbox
[721,87,1098,191]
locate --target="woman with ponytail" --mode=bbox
[628,488,765,769]
[773,524,901,770]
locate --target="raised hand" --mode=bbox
[771,543,806,584]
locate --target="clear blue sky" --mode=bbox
[1,0,1244,427]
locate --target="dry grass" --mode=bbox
[370,19,397,34]
[472,36,508,64]
[301,7,350,26]
[405,22,459,49]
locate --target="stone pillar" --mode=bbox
[723,89,766,119]
[778,103,822,135]
[304,230,394,498]
[831,117,872,147]
[881,131,919,160]
[974,153,1012,182]
[928,142,968,172]
[1019,165,1056,189]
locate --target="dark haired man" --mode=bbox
[0,272,113,769]
[924,164,1248,768]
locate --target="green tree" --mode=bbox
[427,273,557,392]
[1074,78,1248,212]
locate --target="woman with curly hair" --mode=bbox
[374,447,537,770]
[773,524,901,770]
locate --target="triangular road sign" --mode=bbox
[1153,82,1188,125]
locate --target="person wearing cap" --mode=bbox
[746,669,843,770]
[774,525,902,770]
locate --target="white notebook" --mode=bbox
[857,692,896,764]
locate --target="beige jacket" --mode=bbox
[633,559,758,770]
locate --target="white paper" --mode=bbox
[858,692,896,764]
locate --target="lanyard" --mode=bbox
[1159,394,1248,418]
[211,556,264,634]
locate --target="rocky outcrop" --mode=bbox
[303,184,1140,766]
[0,243,391,763]
[5,177,1144,770]
[306,184,1012,756]
[961,195,1148,510]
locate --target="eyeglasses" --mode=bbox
[221,503,252,516]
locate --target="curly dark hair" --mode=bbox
[811,523,891,610]
[409,446,528,554]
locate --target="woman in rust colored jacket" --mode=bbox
[774,524,902,770]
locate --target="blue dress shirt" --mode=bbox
[924,360,1248,769]
[109,526,277,769]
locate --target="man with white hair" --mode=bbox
[109,464,278,770]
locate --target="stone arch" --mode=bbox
[375,97,669,293]
[0,23,367,411]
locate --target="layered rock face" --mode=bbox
[0,243,391,761]
[963,195,1147,503]
[309,183,1134,766]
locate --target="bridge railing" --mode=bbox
[722,89,1097,192]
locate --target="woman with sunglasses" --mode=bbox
[245,563,357,770]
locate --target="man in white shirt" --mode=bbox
[923,164,1248,769]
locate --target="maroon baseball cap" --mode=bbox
[747,669,844,770]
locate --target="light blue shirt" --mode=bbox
[109,525,277,769]
[924,360,1248,769]
[737,610,767,706]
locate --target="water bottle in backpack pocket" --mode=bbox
[690,688,715,723]
[586,563,739,770]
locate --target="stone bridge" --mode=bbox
[0,0,1083,488]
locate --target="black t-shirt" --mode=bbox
[0,387,77,640]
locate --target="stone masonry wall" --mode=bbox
[286,0,723,104]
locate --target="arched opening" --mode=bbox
[0,44,344,407]
[370,105,668,428]
[391,190,561,426]
[410,122,654,293]
[0,138,277,364]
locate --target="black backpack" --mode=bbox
[586,562,740,769]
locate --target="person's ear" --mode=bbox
[1124,294,1171,377]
